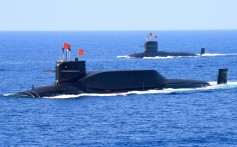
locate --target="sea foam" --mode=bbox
[44,81,237,99]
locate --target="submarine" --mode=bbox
[128,33,206,58]
[16,43,227,98]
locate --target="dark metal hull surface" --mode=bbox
[17,70,210,98]
[129,51,197,58]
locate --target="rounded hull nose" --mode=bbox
[16,83,85,98]
[17,90,41,98]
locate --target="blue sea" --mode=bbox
[0,30,237,146]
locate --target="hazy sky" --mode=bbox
[0,0,237,31]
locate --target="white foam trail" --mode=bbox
[117,55,131,58]
[143,56,197,59]
[45,93,129,99]
[3,93,14,96]
[44,81,237,99]
[208,81,237,89]
[200,53,237,57]
[44,90,174,99]
[143,56,174,59]
[3,81,236,99]
[144,53,237,59]
[118,53,237,59]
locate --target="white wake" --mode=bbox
[199,53,237,57]
[3,81,236,99]
[117,53,237,59]
[117,55,131,58]
[43,81,237,99]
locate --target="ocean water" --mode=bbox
[0,30,237,146]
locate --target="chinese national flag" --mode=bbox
[64,43,71,49]
[154,35,158,38]
[78,49,84,55]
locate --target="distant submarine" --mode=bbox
[16,43,227,98]
[127,32,206,58]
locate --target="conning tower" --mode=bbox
[200,48,205,55]
[144,32,158,53]
[144,41,158,53]
[56,43,86,84]
[56,59,86,84]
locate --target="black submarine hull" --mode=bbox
[17,70,210,98]
[127,40,205,58]
[129,51,197,58]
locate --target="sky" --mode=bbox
[0,0,237,31]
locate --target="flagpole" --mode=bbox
[68,49,70,61]
[62,48,64,61]
[67,49,69,61]
[65,49,67,61]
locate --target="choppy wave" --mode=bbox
[0,68,6,72]
[1,61,25,65]
[44,81,237,99]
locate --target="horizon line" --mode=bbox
[0,29,237,32]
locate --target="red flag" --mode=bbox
[64,43,71,49]
[154,35,158,38]
[149,32,152,36]
[78,49,84,55]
